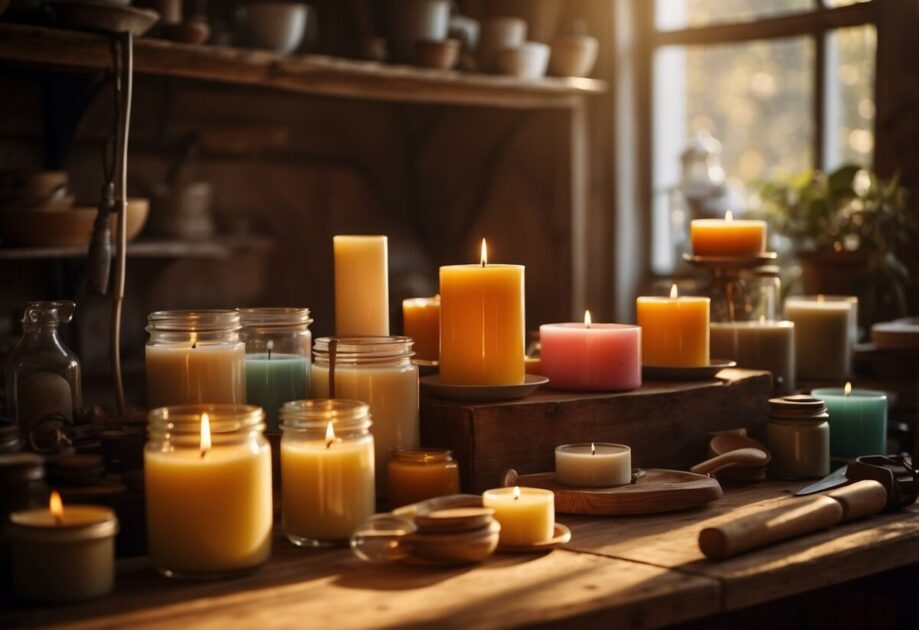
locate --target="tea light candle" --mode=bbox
[636,284,710,367]
[145,406,272,578]
[334,235,389,336]
[402,296,440,362]
[439,239,525,386]
[482,486,554,546]
[691,210,767,257]
[540,311,641,391]
[555,443,631,487]
[785,295,857,381]
[710,319,795,394]
[812,384,888,459]
[388,448,460,509]
[146,340,246,408]
[7,491,118,603]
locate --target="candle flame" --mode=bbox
[200,412,211,458]
[845,382,852,396]
[480,238,488,267]
[513,486,521,501]
[50,491,63,525]
[670,284,679,299]
[591,442,596,456]
[817,294,825,303]
[325,421,336,449]
[725,210,734,222]
[584,310,592,328]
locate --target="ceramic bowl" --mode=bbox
[479,16,527,73]
[0,198,149,248]
[247,2,307,54]
[414,38,460,70]
[549,35,599,78]
[448,14,479,50]
[390,0,451,63]
[497,42,550,80]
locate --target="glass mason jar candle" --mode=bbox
[708,266,782,324]
[145,310,246,408]
[280,399,375,547]
[311,336,419,500]
[240,308,313,434]
[144,404,272,579]
[388,448,460,509]
[766,395,830,480]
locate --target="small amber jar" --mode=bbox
[388,448,460,509]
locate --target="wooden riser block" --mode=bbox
[420,369,772,493]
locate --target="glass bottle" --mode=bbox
[6,301,82,435]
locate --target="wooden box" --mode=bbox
[420,369,772,492]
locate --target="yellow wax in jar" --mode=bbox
[636,287,710,367]
[388,450,460,509]
[145,343,246,408]
[145,443,272,576]
[282,436,375,544]
[439,244,525,385]
[402,296,440,362]
[482,486,554,546]
[690,212,767,257]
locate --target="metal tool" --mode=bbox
[795,454,918,509]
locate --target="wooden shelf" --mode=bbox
[0,235,272,260]
[0,23,607,109]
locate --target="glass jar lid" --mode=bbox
[146,309,241,333]
[313,336,414,364]
[390,448,453,464]
[239,307,313,328]
[280,399,371,431]
[147,404,264,444]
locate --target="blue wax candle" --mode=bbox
[246,353,310,433]
[812,386,887,459]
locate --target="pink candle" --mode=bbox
[539,312,641,391]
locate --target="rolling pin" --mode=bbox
[699,480,888,560]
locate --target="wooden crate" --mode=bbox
[420,368,772,492]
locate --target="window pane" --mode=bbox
[824,25,876,169]
[656,0,813,31]
[652,37,814,272]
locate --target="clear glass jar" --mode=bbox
[6,301,82,434]
[388,448,460,509]
[145,310,245,409]
[312,336,418,500]
[144,404,271,579]
[239,308,312,434]
[766,395,830,480]
[280,399,375,547]
[708,266,782,323]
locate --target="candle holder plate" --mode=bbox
[420,374,549,402]
[683,252,778,269]
[496,523,572,553]
[503,468,722,515]
[642,360,736,381]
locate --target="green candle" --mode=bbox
[246,353,310,433]
[812,385,887,459]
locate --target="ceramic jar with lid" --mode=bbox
[766,395,830,480]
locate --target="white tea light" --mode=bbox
[555,442,632,487]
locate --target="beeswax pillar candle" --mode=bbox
[636,285,710,367]
[334,235,389,336]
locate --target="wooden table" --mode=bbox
[3,481,917,629]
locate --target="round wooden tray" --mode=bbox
[505,468,723,515]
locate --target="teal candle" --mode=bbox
[246,353,310,432]
[812,386,887,459]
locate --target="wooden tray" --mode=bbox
[506,469,723,515]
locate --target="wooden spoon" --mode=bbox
[709,432,771,463]
[691,448,769,475]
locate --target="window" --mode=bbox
[648,0,879,272]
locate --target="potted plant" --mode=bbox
[755,164,918,325]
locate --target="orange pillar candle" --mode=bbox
[402,296,440,362]
[439,239,525,386]
[691,211,767,257]
[637,284,710,367]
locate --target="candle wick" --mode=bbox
[200,448,207,459]
[53,513,62,526]
[326,439,334,450]
[591,442,596,456]
[481,259,486,268]
[192,341,197,349]
[268,348,272,360]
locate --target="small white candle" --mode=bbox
[555,442,631,487]
[482,486,554,546]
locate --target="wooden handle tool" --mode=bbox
[699,480,888,560]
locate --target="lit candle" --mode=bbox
[710,318,795,394]
[812,383,887,458]
[539,311,641,391]
[146,332,246,408]
[439,239,526,385]
[6,491,118,603]
[785,295,858,381]
[636,284,710,367]
[144,405,272,578]
[402,296,440,362]
[555,442,631,487]
[334,235,389,336]
[281,400,376,546]
[690,210,767,257]
[482,486,554,546]
[388,448,460,509]
[245,341,310,433]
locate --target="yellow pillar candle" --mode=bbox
[690,210,767,257]
[144,405,272,578]
[636,284,710,367]
[439,239,525,385]
[402,296,440,362]
[388,448,460,509]
[334,235,389,336]
[482,486,554,546]
[281,400,375,546]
